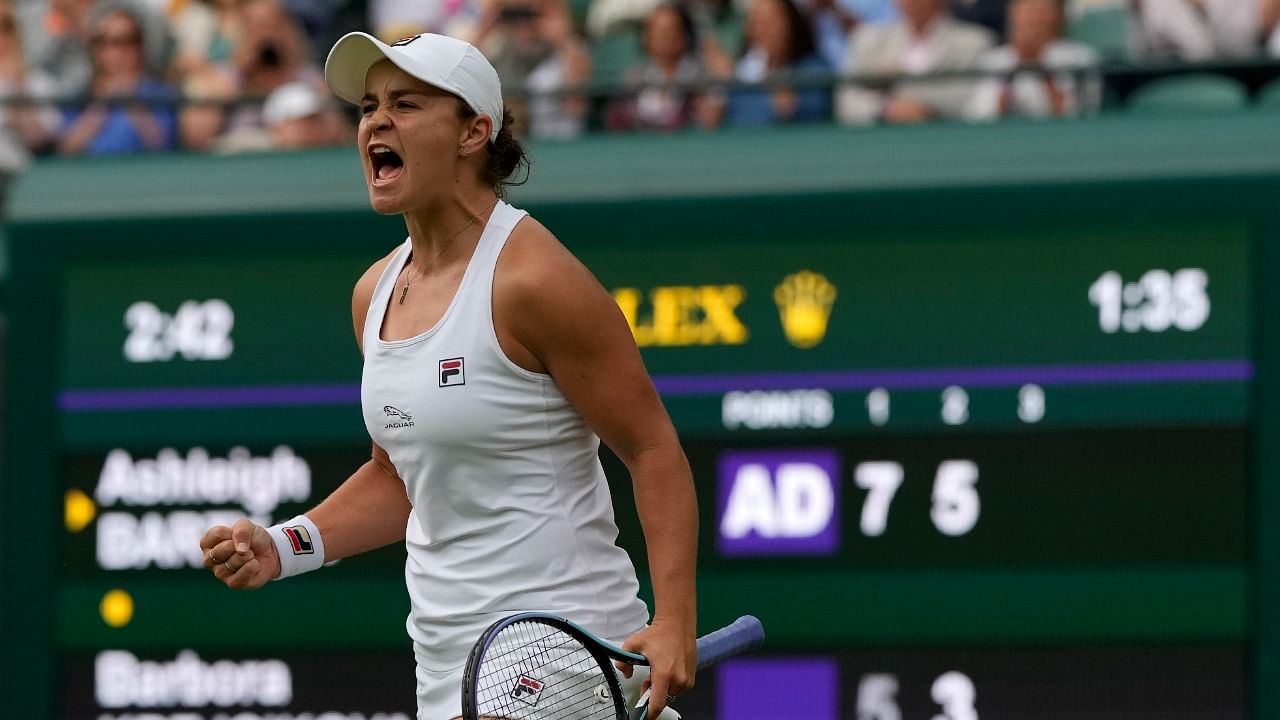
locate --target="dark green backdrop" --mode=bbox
[5,114,1280,718]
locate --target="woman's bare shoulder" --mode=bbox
[498,215,582,282]
[352,244,404,350]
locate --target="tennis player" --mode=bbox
[198,31,697,720]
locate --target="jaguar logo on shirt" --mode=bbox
[439,357,465,387]
[383,405,414,429]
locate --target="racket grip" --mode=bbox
[695,615,765,670]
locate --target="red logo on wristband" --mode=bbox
[283,526,314,555]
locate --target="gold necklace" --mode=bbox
[398,198,500,305]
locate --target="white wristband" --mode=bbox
[267,515,325,580]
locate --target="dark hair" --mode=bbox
[744,0,816,65]
[458,103,529,198]
[645,3,698,57]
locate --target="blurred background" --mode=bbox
[2,0,1280,717]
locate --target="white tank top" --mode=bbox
[360,201,650,671]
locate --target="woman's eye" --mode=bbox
[360,104,376,115]
[396,101,415,110]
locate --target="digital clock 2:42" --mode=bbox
[123,300,235,363]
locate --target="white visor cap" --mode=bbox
[325,32,503,142]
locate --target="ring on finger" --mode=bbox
[223,561,236,573]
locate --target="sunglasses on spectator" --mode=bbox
[92,33,142,48]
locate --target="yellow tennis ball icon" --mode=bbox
[100,589,134,628]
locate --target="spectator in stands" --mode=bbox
[1129,0,1271,61]
[262,79,349,149]
[835,0,995,126]
[172,0,247,150]
[162,0,221,80]
[0,0,59,167]
[477,0,592,139]
[606,4,709,131]
[58,3,177,155]
[26,0,97,97]
[950,0,1006,38]
[805,0,899,70]
[212,0,323,146]
[966,0,1099,120]
[369,0,483,43]
[1269,0,1280,55]
[702,0,831,127]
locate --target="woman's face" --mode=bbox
[1009,0,1062,57]
[644,8,688,65]
[746,0,790,62]
[358,61,478,216]
[91,12,144,77]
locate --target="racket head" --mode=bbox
[461,612,641,720]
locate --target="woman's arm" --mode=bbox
[305,448,411,561]
[495,219,697,719]
[58,105,109,155]
[199,250,411,589]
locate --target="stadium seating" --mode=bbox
[1067,5,1130,61]
[1256,77,1280,111]
[590,27,643,90]
[1126,73,1250,115]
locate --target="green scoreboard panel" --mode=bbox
[6,138,1280,719]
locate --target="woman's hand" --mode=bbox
[199,517,280,590]
[618,620,697,719]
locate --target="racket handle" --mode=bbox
[695,615,765,670]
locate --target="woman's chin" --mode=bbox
[368,192,407,215]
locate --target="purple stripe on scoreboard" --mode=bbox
[56,359,1252,412]
[652,359,1253,395]
[58,383,361,411]
[716,657,839,720]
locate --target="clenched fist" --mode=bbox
[199,518,280,590]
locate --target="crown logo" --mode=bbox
[773,270,837,349]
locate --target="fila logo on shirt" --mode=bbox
[510,675,544,706]
[383,405,414,429]
[439,357,465,387]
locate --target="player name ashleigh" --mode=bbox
[95,446,311,514]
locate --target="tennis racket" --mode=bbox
[461,613,765,720]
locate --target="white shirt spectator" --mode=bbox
[967,40,1099,120]
[836,14,995,125]
[370,0,482,43]
[1129,0,1264,61]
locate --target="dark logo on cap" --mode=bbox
[391,35,421,47]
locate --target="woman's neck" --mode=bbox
[654,54,682,77]
[94,70,142,94]
[402,190,500,273]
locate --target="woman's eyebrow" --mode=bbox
[361,88,430,103]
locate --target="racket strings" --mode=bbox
[471,620,621,720]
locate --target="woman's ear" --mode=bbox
[459,113,492,157]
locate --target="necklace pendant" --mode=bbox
[398,284,408,305]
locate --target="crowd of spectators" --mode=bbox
[0,0,1278,166]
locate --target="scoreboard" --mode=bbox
[5,121,1280,720]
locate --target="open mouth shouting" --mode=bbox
[369,144,404,186]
